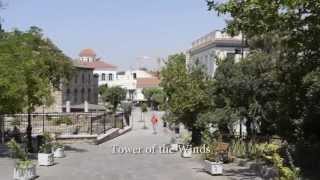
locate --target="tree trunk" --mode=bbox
[245,117,253,139]
[26,110,33,153]
[125,114,130,126]
[191,126,202,146]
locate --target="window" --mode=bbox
[108,73,113,81]
[195,58,200,65]
[87,88,91,102]
[66,89,70,101]
[102,73,106,81]
[133,73,137,79]
[82,73,85,83]
[74,74,78,84]
[74,89,78,104]
[226,52,235,59]
[81,88,85,102]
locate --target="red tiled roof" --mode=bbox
[79,48,96,57]
[79,60,117,70]
[136,78,160,88]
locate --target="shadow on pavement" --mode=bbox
[64,145,88,153]
[223,168,260,179]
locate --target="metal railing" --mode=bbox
[0,112,124,144]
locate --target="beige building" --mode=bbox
[186,30,249,77]
[36,61,100,113]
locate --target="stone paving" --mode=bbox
[0,108,261,180]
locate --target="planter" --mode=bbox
[38,153,54,166]
[13,164,36,180]
[204,160,223,175]
[170,144,179,152]
[181,148,192,158]
[53,147,65,158]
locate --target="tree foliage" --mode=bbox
[161,53,211,144]
[0,27,72,152]
[99,85,126,112]
[207,0,320,142]
[142,87,166,110]
[0,27,72,114]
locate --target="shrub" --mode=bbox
[7,139,28,161]
[257,143,300,180]
[204,142,219,162]
[7,139,33,170]
[54,116,73,125]
[141,103,148,113]
[39,133,53,153]
[181,131,192,145]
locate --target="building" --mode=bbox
[112,69,160,102]
[135,77,161,101]
[77,49,160,102]
[186,30,249,77]
[36,61,100,113]
[78,48,117,87]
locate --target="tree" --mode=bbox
[99,86,126,112]
[0,27,72,151]
[142,87,166,110]
[208,0,320,142]
[161,53,211,145]
[121,101,132,126]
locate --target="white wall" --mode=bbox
[96,69,155,101]
[94,70,117,87]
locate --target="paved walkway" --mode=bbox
[0,108,261,180]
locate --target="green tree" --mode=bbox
[99,86,126,112]
[142,87,166,110]
[120,101,132,126]
[208,0,320,142]
[161,53,211,145]
[0,27,72,151]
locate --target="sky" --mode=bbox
[1,0,226,70]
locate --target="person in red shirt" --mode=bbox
[151,113,159,134]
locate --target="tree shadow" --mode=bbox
[223,168,261,180]
[63,145,88,153]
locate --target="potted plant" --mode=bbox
[169,136,179,152]
[7,139,37,180]
[38,133,54,166]
[181,132,192,158]
[52,142,65,158]
[204,143,223,175]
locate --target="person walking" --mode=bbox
[151,113,159,134]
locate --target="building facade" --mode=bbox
[186,30,249,77]
[35,61,99,113]
[78,48,160,102]
[78,48,117,87]
[112,69,160,101]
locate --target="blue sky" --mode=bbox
[1,0,226,70]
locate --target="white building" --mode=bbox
[186,30,249,77]
[78,48,117,87]
[77,49,160,102]
[113,70,160,101]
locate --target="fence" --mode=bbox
[0,112,124,144]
